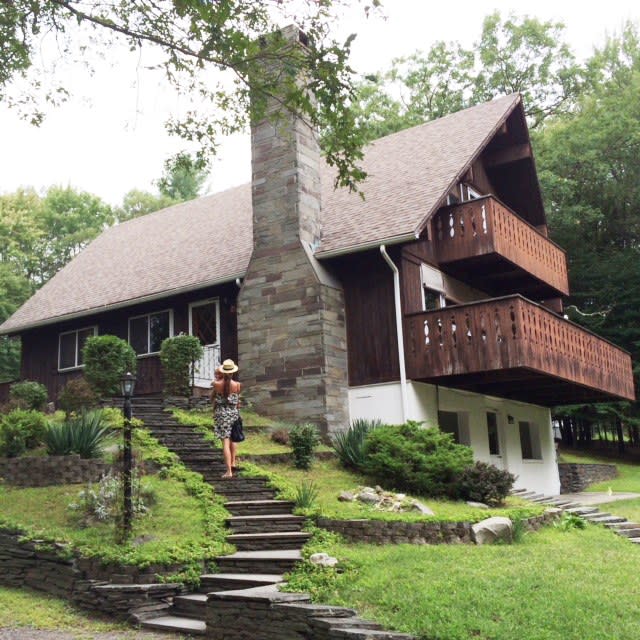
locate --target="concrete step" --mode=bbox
[215,549,302,574]
[198,572,283,593]
[227,514,306,533]
[171,593,207,619]
[140,615,205,635]
[225,499,297,516]
[227,531,312,551]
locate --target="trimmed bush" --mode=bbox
[57,377,100,416]
[83,335,137,396]
[362,421,474,498]
[332,418,383,470]
[289,423,321,470]
[456,461,515,506]
[0,409,48,456]
[9,380,48,411]
[270,428,291,445]
[45,410,114,458]
[160,334,203,397]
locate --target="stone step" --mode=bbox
[218,488,278,501]
[227,531,312,551]
[329,628,415,640]
[545,499,577,507]
[529,495,550,503]
[140,615,205,635]
[614,527,640,538]
[227,514,306,534]
[525,493,545,501]
[510,488,528,495]
[198,573,283,593]
[210,476,271,488]
[225,499,297,516]
[214,549,302,574]
[628,537,640,544]
[603,521,631,529]
[564,506,599,516]
[582,513,613,521]
[312,617,385,633]
[171,593,207,619]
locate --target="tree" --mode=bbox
[157,152,209,202]
[0,1,379,192]
[0,263,31,382]
[115,189,177,223]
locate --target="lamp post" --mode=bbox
[120,371,136,541]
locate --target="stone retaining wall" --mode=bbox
[558,463,618,493]
[316,511,557,545]
[0,454,111,487]
[0,526,183,621]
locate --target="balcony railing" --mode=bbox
[405,295,635,405]
[434,196,569,296]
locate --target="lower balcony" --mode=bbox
[404,295,635,406]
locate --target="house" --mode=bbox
[0,28,634,494]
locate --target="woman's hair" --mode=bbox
[223,375,231,398]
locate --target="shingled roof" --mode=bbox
[0,94,521,335]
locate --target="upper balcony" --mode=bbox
[404,295,635,406]
[433,196,569,299]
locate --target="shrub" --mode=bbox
[45,410,114,458]
[0,409,48,456]
[57,377,100,416]
[270,428,291,446]
[9,380,48,411]
[289,423,321,470]
[332,418,383,470]
[294,480,319,511]
[160,334,203,397]
[83,335,137,397]
[361,421,473,498]
[456,461,515,506]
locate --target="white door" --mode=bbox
[486,411,505,470]
[189,299,221,388]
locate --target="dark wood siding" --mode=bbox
[19,282,239,402]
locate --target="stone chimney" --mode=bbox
[236,26,349,434]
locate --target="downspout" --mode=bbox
[380,245,408,423]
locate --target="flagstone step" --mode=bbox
[614,527,640,538]
[215,549,302,574]
[603,521,631,529]
[225,499,297,516]
[217,487,278,501]
[564,506,599,515]
[171,593,208,619]
[140,615,205,635]
[227,531,312,551]
[198,573,284,594]
[227,514,306,533]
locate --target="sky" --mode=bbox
[1,0,638,206]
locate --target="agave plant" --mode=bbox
[331,418,383,470]
[294,479,319,511]
[45,410,115,458]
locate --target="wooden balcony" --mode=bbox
[405,295,635,406]
[433,196,569,298]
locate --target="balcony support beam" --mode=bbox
[485,143,532,168]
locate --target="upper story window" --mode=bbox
[129,310,173,356]
[58,326,97,371]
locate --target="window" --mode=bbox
[128,310,172,355]
[459,183,482,201]
[438,411,470,446]
[423,287,446,311]
[486,412,500,456]
[519,421,542,460]
[58,326,97,370]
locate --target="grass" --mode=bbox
[285,524,640,640]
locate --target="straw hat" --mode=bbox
[218,359,239,375]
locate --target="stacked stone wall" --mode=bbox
[558,463,618,493]
[0,454,110,487]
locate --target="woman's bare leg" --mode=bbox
[222,438,233,477]
[230,441,238,469]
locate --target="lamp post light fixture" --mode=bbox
[120,371,136,541]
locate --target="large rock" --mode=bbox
[471,516,513,545]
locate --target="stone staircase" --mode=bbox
[511,488,640,544]
[127,398,413,639]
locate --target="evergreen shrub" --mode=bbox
[57,377,100,416]
[362,421,473,498]
[83,335,136,396]
[289,423,320,470]
[0,409,48,457]
[9,380,48,411]
[456,461,515,506]
[159,334,203,397]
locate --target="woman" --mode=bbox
[211,359,242,478]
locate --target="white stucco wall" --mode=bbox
[348,381,560,496]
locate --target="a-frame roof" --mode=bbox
[0,94,524,335]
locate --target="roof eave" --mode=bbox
[315,231,420,260]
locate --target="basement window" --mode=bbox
[438,410,470,446]
[519,421,542,460]
[58,326,97,371]
[129,310,173,356]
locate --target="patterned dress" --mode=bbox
[213,392,240,439]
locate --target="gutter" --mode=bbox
[380,244,409,423]
[315,232,419,260]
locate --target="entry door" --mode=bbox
[486,412,505,469]
[189,299,221,388]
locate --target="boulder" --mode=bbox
[411,501,435,516]
[309,553,338,567]
[358,491,380,504]
[471,516,513,545]
[466,501,489,509]
[338,491,356,502]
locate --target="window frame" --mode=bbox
[519,420,543,461]
[58,325,98,372]
[128,309,174,357]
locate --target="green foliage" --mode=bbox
[157,152,209,201]
[456,461,515,507]
[362,421,474,498]
[0,409,48,456]
[331,417,383,470]
[294,480,319,512]
[83,335,137,397]
[159,334,203,397]
[289,423,321,470]
[57,377,100,416]
[9,380,47,410]
[114,189,177,222]
[44,410,114,458]
[554,512,588,532]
